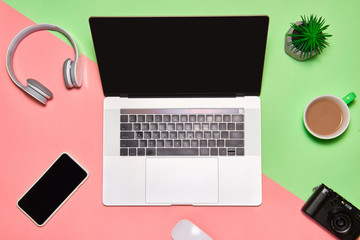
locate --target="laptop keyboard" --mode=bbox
[119,109,244,156]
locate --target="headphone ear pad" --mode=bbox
[63,58,74,88]
[70,61,79,87]
[27,79,53,99]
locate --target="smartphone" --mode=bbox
[17,153,88,226]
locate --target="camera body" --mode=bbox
[302,184,360,240]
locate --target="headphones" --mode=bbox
[6,23,82,105]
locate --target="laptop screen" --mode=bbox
[89,16,269,97]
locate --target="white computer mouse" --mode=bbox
[171,219,214,240]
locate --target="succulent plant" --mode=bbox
[287,15,332,59]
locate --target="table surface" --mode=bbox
[1,0,359,239]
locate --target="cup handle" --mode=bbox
[342,92,356,105]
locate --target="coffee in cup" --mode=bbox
[304,92,356,139]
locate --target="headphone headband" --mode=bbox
[6,23,82,105]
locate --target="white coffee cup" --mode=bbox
[304,92,356,139]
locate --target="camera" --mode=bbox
[302,184,360,240]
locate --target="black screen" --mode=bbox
[17,153,88,226]
[89,16,269,97]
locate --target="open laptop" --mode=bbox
[89,16,269,206]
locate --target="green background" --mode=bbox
[4,0,360,205]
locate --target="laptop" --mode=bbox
[89,16,269,206]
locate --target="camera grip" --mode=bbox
[302,184,329,217]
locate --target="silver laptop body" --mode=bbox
[89,16,269,206]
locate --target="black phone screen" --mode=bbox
[17,153,88,226]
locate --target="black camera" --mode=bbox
[302,184,360,240]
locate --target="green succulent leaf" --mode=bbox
[286,14,332,58]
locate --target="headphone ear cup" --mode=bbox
[70,61,78,87]
[27,79,53,99]
[63,58,74,88]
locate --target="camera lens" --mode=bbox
[330,213,352,234]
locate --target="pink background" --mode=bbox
[0,2,337,239]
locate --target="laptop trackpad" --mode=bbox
[146,157,218,204]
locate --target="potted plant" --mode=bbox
[285,15,332,61]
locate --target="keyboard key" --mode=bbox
[172,115,179,122]
[144,132,151,139]
[217,140,225,147]
[193,123,201,131]
[219,148,227,156]
[157,148,198,156]
[219,123,226,130]
[121,132,134,139]
[153,131,160,139]
[133,123,141,130]
[178,131,186,139]
[170,131,177,139]
[142,123,149,130]
[129,115,136,122]
[146,115,154,122]
[161,131,169,139]
[150,123,158,130]
[148,140,156,148]
[189,115,196,122]
[180,115,188,122]
[200,148,209,156]
[135,132,143,139]
[204,131,211,139]
[200,140,207,147]
[146,148,156,156]
[195,131,203,139]
[129,148,137,156]
[213,131,220,139]
[221,131,229,139]
[121,140,138,147]
[187,131,194,139]
[230,131,244,139]
[163,115,171,122]
[236,123,244,130]
[202,123,209,131]
[228,123,235,130]
[208,140,216,147]
[210,123,218,130]
[215,115,222,122]
[167,123,175,131]
[228,148,236,156]
[236,148,244,156]
[120,148,128,156]
[223,115,231,122]
[174,140,182,147]
[159,123,166,131]
[165,140,173,147]
[191,140,199,147]
[225,140,244,147]
[198,115,205,122]
[176,123,184,130]
[138,148,145,156]
[138,115,145,122]
[183,140,190,147]
[140,140,147,147]
[156,140,164,147]
[120,123,132,131]
[185,123,192,131]
[155,115,162,122]
[232,114,244,122]
[206,115,214,122]
[120,115,128,122]
[210,148,218,156]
